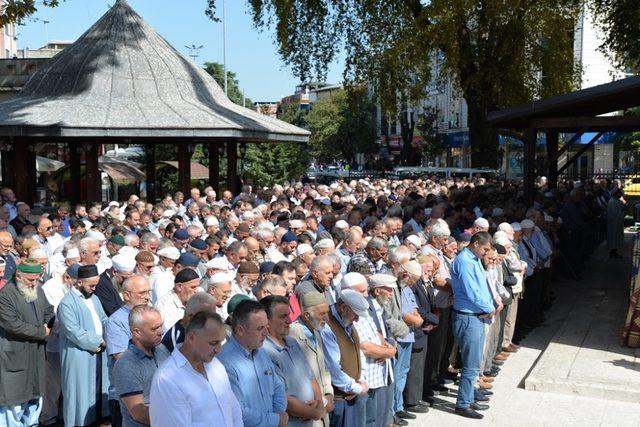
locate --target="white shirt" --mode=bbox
[72,287,103,336]
[155,291,184,332]
[150,266,175,304]
[150,349,243,427]
[42,276,71,353]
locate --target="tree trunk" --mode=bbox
[466,101,499,169]
[400,111,417,166]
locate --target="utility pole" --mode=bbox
[223,0,228,95]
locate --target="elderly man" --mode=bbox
[224,241,249,271]
[0,261,54,426]
[34,217,54,258]
[58,264,110,426]
[235,261,260,298]
[155,268,201,332]
[161,292,217,353]
[95,253,136,317]
[0,187,17,221]
[9,202,32,235]
[149,246,180,304]
[289,292,334,427]
[296,255,336,304]
[207,272,234,320]
[218,300,288,427]
[113,305,169,427]
[79,237,101,266]
[0,231,16,282]
[151,311,243,427]
[255,275,288,300]
[104,275,152,427]
[450,232,495,419]
[182,202,203,229]
[262,295,326,426]
[319,290,371,426]
[348,237,389,276]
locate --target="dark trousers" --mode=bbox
[517,273,542,330]
[403,345,426,407]
[423,306,451,395]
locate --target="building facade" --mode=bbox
[0,0,18,59]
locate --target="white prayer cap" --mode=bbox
[163,209,176,218]
[494,236,511,247]
[29,248,48,260]
[86,230,105,242]
[339,289,369,318]
[209,271,234,285]
[474,218,490,229]
[82,220,93,230]
[401,260,422,277]
[520,219,535,229]
[289,219,304,229]
[205,216,219,226]
[206,257,230,270]
[157,246,180,261]
[493,230,509,242]
[335,220,350,229]
[405,234,421,248]
[65,248,80,260]
[498,222,514,235]
[118,246,138,257]
[242,211,255,220]
[314,239,335,251]
[492,208,504,217]
[296,243,313,257]
[340,272,367,290]
[108,201,120,207]
[510,222,522,232]
[112,253,136,273]
[369,274,398,289]
[544,214,554,222]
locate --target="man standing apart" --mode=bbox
[450,232,495,419]
[151,311,242,426]
[218,300,288,427]
[0,261,54,426]
[58,264,110,426]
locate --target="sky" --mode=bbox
[16,0,344,102]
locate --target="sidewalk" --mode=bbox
[411,237,640,426]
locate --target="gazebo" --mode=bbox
[0,0,309,204]
[488,76,640,202]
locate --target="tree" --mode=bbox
[306,88,377,165]
[590,0,640,73]
[205,0,582,168]
[244,103,309,186]
[415,107,446,166]
[0,0,61,26]
[203,62,252,107]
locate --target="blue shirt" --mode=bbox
[218,336,287,427]
[398,286,418,343]
[450,248,495,314]
[105,305,132,400]
[319,305,363,395]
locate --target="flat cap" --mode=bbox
[157,246,180,260]
[300,291,328,309]
[369,274,398,289]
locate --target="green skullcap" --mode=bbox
[110,235,125,246]
[17,260,42,274]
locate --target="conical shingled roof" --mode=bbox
[0,0,309,142]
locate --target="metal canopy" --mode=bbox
[488,76,640,130]
[0,0,309,143]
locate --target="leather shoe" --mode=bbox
[478,380,493,390]
[393,417,409,426]
[475,395,490,402]
[454,407,484,419]
[481,375,494,383]
[483,370,498,378]
[493,360,504,366]
[406,405,428,414]
[494,353,508,361]
[421,396,435,406]
[395,411,416,420]
[499,351,511,357]
[417,400,431,407]
[479,389,494,395]
[431,384,449,393]
[471,402,490,411]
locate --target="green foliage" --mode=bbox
[208,0,583,168]
[243,103,309,186]
[590,0,640,72]
[415,107,446,165]
[203,62,252,107]
[306,88,377,164]
[0,0,61,26]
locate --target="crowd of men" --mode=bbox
[0,174,625,426]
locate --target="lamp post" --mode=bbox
[222,0,228,96]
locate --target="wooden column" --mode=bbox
[13,142,29,203]
[546,131,559,189]
[69,143,81,204]
[178,143,192,195]
[523,127,537,206]
[1,142,14,189]
[85,142,100,203]
[227,141,238,195]
[146,144,156,202]
[208,141,220,195]
[25,143,37,204]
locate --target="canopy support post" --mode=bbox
[146,144,156,202]
[227,141,237,195]
[523,127,536,206]
[546,131,559,189]
[208,142,220,196]
[85,142,100,203]
[178,143,192,195]
[69,143,81,204]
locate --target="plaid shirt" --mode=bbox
[353,315,387,389]
[348,251,388,275]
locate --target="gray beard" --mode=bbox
[16,281,39,303]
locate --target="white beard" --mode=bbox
[17,281,39,303]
